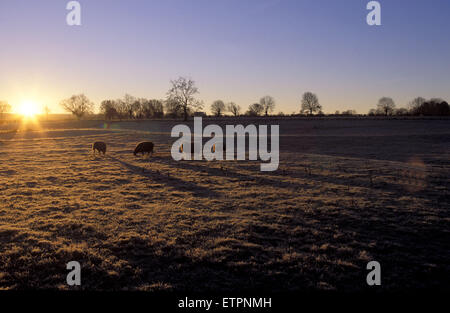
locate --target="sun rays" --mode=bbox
[18,100,41,118]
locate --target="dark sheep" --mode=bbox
[134,141,154,156]
[92,141,107,155]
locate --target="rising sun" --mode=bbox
[18,100,40,117]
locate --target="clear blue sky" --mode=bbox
[0,0,449,114]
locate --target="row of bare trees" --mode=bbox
[211,92,322,117]
[210,100,240,117]
[210,96,274,117]
[100,96,164,120]
[57,77,327,120]
[369,97,450,116]
[0,101,11,119]
[5,76,443,120]
[57,77,196,120]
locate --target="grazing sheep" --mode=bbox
[134,141,154,157]
[92,141,107,155]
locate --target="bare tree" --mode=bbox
[227,102,241,116]
[368,109,377,116]
[100,100,118,120]
[131,100,142,119]
[210,100,225,117]
[151,99,164,118]
[260,95,275,116]
[137,99,164,118]
[166,77,203,121]
[301,92,322,115]
[395,108,409,116]
[138,99,153,119]
[122,94,137,119]
[165,98,185,118]
[111,99,125,120]
[341,109,357,116]
[0,101,11,119]
[60,94,94,119]
[377,97,396,116]
[247,103,264,116]
[408,97,426,114]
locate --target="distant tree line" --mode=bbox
[52,76,448,120]
[368,97,450,116]
[0,100,11,119]
[100,95,164,120]
[57,77,329,120]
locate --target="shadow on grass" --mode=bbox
[108,156,219,198]
[148,156,315,190]
[149,155,385,193]
[150,155,441,200]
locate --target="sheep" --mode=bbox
[134,141,154,157]
[92,141,107,155]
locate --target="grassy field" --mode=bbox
[0,118,449,291]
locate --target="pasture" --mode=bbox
[0,118,448,291]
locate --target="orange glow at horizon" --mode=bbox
[17,100,41,118]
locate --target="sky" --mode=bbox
[0,0,449,115]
